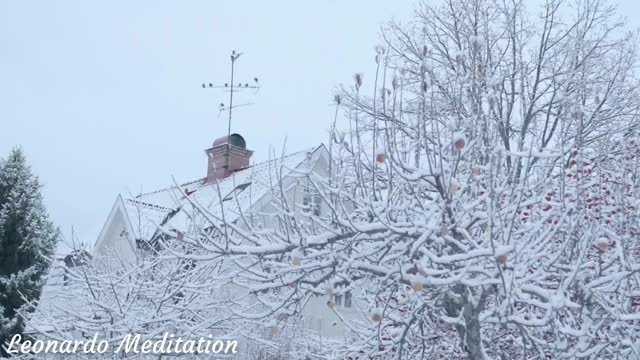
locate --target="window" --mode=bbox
[333,291,353,308]
[313,192,322,216]
[334,294,343,306]
[344,291,353,308]
[302,180,322,216]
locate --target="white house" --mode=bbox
[91,133,360,341]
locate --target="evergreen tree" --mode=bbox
[0,148,58,356]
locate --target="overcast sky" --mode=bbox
[1,1,638,251]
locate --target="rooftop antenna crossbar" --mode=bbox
[202,50,259,170]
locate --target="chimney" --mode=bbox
[205,133,253,183]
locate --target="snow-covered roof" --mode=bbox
[120,145,325,242]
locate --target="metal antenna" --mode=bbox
[202,50,259,170]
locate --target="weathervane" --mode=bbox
[202,50,259,169]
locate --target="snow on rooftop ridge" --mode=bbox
[133,177,204,199]
[125,198,175,212]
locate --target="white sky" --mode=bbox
[0,1,638,251]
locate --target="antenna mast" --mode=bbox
[202,50,259,170]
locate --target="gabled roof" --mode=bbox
[109,144,327,247]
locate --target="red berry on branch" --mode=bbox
[453,133,466,150]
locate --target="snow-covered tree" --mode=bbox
[164,0,640,359]
[18,1,640,359]
[0,148,58,356]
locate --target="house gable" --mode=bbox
[94,195,137,263]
